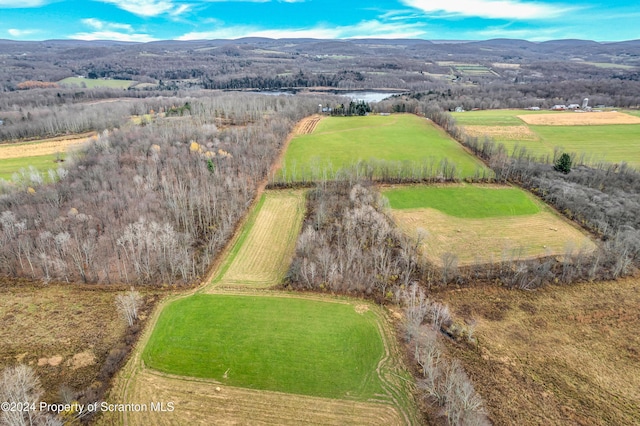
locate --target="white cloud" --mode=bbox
[69,31,158,42]
[71,18,156,42]
[0,0,49,7]
[82,18,134,32]
[7,28,39,37]
[402,0,570,20]
[97,0,186,17]
[178,20,425,40]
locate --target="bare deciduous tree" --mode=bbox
[115,290,143,327]
[0,365,62,426]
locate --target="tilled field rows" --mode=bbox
[296,115,323,135]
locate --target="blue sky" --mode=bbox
[1,0,638,42]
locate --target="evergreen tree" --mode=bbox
[554,153,572,174]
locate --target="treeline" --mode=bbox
[287,182,422,301]
[375,77,640,111]
[0,101,133,141]
[201,70,366,90]
[0,93,338,285]
[269,158,492,187]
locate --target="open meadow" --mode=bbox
[453,109,640,166]
[279,114,489,181]
[383,184,596,265]
[440,277,640,425]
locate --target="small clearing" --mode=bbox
[210,189,305,288]
[440,277,640,425]
[517,111,640,126]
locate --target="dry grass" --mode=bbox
[440,277,640,425]
[0,283,127,401]
[391,208,596,265]
[462,125,540,141]
[517,111,640,126]
[0,133,96,160]
[210,190,306,289]
[100,369,405,426]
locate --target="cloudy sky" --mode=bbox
[1,0,638,42]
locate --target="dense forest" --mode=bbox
[0,93,339,284]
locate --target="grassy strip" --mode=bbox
[215,190,306,288]
[382,184,540,218]
[0,154,61,181]
[210,193,267,284]
[142,294,386,400]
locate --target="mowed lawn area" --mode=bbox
[453,109,640,166]
[383,184,596,265]
[143,294,386,400]
[280,114,488,179]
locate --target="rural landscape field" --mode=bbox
[383,184,596,265]
[278,114,489,182]
[454,109,640,165]
[1,4,640,424]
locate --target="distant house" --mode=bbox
[551,104,567,110]
[567,104,581,110]
[454,106,465,113]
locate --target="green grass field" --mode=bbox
[280,114,489,179]
[382,184,540,218]
[143,294,386,399]
[0,154,60,180]
[530,124,640,163]
[58,77,134,89]
[452,110,640,166]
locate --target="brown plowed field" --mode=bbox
[296,115,323,135]
[517,111,640,126]
[392,208,596,265]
